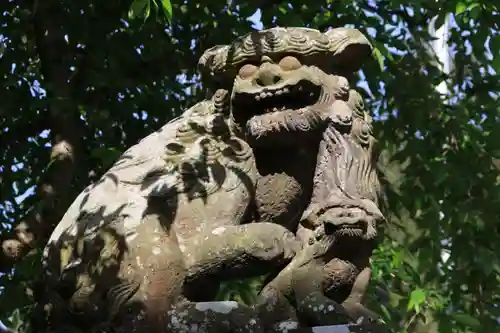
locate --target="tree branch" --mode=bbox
[0,0,83,271]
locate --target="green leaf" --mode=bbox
[455,2,467,15]
[372,47,384,71]
[468,2,481,11]
[128,0,150,20]
[388,291,405,308]
[161,0,173,23]
[407,288,426,313]
[490,35,500,72]
[144,1,151,21]
[91,147,122,169]
[6,309,22,330]
[451,312,481,329]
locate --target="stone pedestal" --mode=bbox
[167,301,391,333]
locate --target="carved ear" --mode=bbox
[360,198,385,221]
[198,45,228,74]
[198,45,232,88]
[324,27,373,73]
[299,204,320,229]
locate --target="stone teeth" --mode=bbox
[254,87,292,100]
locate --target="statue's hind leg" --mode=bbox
[111,208,188,333]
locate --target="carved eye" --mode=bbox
[278,56,301,71]
[238,63,258,78]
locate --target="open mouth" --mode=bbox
[231,79,321,124]
[324,221,367,236]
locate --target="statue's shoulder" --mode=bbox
[110,89,255,198]
[46,91,255,245]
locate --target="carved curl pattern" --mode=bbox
[198,27,373,81]
[162,89,254,198]
[347,89,373,147]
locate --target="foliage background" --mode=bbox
[0,0,499,332]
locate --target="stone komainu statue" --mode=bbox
[32,27,388,333]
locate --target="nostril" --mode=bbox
[254,72,282,86]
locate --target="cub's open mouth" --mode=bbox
[231,79,321,124]
[324,220,367,237]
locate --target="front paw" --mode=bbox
[247,223,302,262]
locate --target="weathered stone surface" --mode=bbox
[287,323,389,333]
[256,74,384,330]
[167,301,263,333]
[32,26,391,333]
